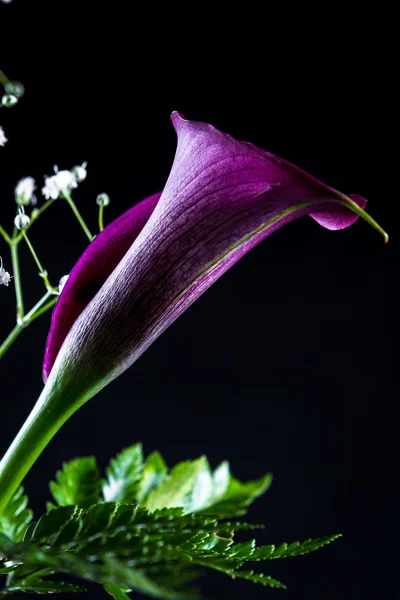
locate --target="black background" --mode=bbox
[0,54,396,600]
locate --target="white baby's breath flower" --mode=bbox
[14,209,31,231]
[0,126,7,147]
[0,257,12,287]
[42,165,78,200]
[59,275,69,294]
[15,176,37,206]
[96,193,110,206]
[2,94,18,107]
[72,162,88,183]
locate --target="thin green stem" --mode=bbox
[0,225,12,245]
[13,199,56,244]
[98,204,105,232]
[21,232,45,275]
[0,292,58,361]
[63,192,93,241]
[24,290,53,321]
[21,232,55,292]
[0,69,9,86]
[0,324,23,360]
[10,244,24,321]
[29,297,58,323]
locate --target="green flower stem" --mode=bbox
[24,290,55,321]
[0,323,23,360]
[98,204,105,232]
[0,291,57,360]
[13,199,56,244]
[0,69,9,87]
[0,384,79,516]
[21,232,55,292]
[63,192,93,242]
[29,297,58,323]
[0,225,12,245]
[10,243,24,321]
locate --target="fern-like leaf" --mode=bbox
[0,487,33,542]
[50,457,102,509]
[103,444,144,503]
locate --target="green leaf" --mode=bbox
[0,566,17,575]
[0,487,33,542]
[232,571,286,589]
[5,580,86,594]
[50,456,102,509]
[104,558,199,600]
[31,506,77,541]
[250,535,342,560]
[137,452,168,504]
[144,457,208,513]
[104,583,132,600]
[103,444,144,503]
[0,443,343,600]
[199,473,273,518]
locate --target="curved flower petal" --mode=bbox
[42,113,385,410]
[43,192,161,380]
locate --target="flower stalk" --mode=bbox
[62,191,93,241]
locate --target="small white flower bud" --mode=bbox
[59,275,69,294]
[96,193,110,206]
[72,162,88,183]
[14,212,31,231]
[2,94,18,108]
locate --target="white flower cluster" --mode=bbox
[42,163,87,200]
[15,177,37,206]
[0,257,12,287]
[0,126,7,147]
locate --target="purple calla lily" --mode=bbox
[0,113,387,517]
[42,112,384,405]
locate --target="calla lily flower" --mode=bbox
[44,112,385,401]
[0,113,386,516]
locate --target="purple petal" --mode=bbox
[43,114,380,407]
[43,192,161,380]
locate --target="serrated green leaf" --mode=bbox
[137,452,168,504]
[144,458,208,513]
[0,487,33,542]
[232,570,286,589]
[104,558,199,600]
[31,505,76,541]
[199,473,273,518]
[0,531,15,554]
[104,583,132,600]
[5,580,87,594]
[50,456,102,509]
[103,444,144,503]
[0,441,343,600]
[251,535,342,561]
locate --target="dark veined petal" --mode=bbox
[42,113,385,408]
[43,192,161,380]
